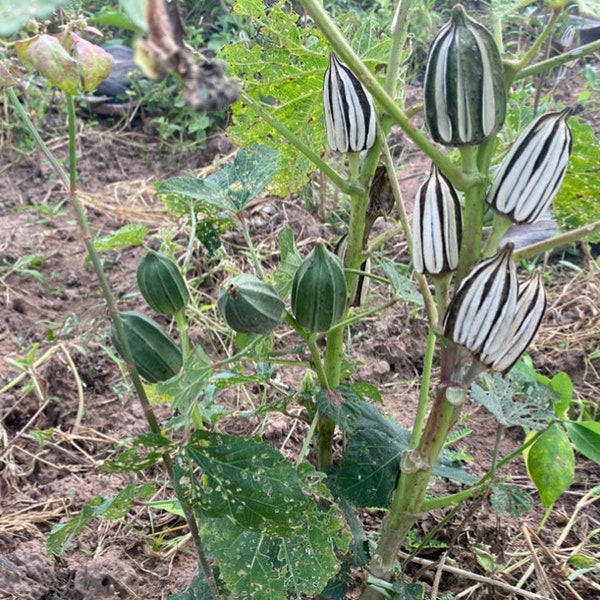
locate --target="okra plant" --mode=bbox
[5,0,600,598]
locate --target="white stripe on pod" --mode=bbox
[423,4,506,146]
[429,30,453,143]
[323,52,376,153]
[487,109,573,224]
[481,271,547,374]
[443,244,518,356]
[412,164,462,275]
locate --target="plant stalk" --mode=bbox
[512,38,600,82]
[11,87,221,599]
[456,145,487,283]
[240,91,357,195]
[361,382,464,599]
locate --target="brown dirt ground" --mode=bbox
[1,89,599,600]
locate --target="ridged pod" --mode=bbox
[412,164,462,275]
[291,244,348,333]
[486,109,573,224]
[111,311,183,383]
[136,250,190,315]
[424,4,506,146]
[323,52,376,153]
[217,274,284,334]
[479,271,546,373]
[443,244,517,357]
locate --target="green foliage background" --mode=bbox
[221,0,392,195]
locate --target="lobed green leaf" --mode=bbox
[201,507,346,599]
[157,145,280,213]
[221,0,391,195]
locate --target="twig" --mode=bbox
[60,343,86,434]
[0,398,50,459]
[522,525,556,599]
[399,552,552,599]
[430,551,447,600]
[555,486,600,548]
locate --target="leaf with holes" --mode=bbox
[168,573,216,600]
[157,145,280,213]
[471,372,555,431]
[201,506,346,600]
[221,0,390,194]
[183,431,312,536]
[156,345,213,414]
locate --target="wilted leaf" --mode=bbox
[525,422,575,507]
[27,34,79,94]
[73,36,114,93]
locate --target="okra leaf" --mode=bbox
[157,145,280,214]
[272,226,302,298]
[168,573,216,600]
[183,431,312,536]
[490,482,533,517]
[333,402,474,509]
[47,483,156,555]
[201,506,346,600]
[470,371,555,431]
[221,0,391,195]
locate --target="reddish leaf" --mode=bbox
[0,61,16,89]
[72,35,114,93]
[27,34,79,94]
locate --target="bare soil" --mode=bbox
[1,98,599,600]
